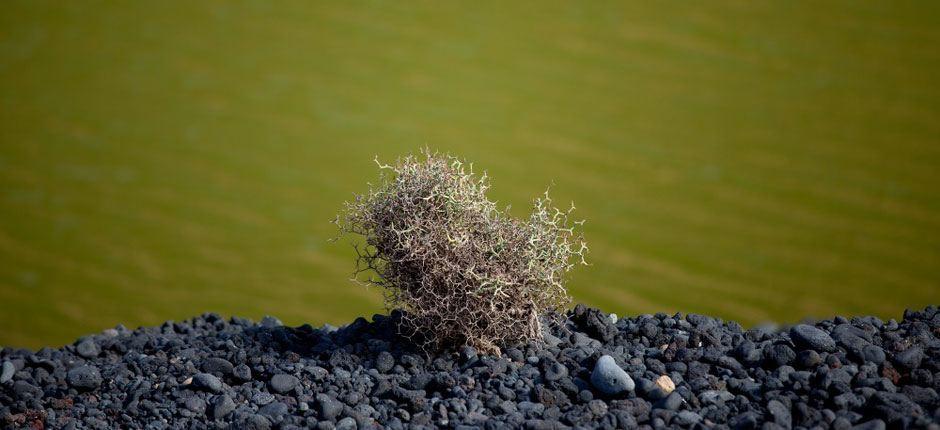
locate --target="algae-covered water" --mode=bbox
[1,1,938,347]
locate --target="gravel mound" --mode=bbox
[2,305,939,429]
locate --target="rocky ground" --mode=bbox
[2,305,939,429]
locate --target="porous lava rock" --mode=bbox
[1,306,939,428]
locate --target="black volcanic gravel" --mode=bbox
[2,305,940,429]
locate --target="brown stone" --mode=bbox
[655,375,676,394]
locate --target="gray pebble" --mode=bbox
[75,339,100,358]
[260,316,282,328]
[316,393,343,420]
[590,355,634,395]
[306,366,328,381]
[270,373,299,393]
[184,397,206,413]
[336,416,357,430]
[0,361,14,383]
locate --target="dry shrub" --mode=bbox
[335,150,587,354]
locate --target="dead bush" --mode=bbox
[334,150,587,354]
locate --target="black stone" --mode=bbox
[790,324,837,352]
[656,392,683,411]
[239,414,272,430]
[202,357,234,376]
[796,350,822,368]
[252,391,275,406]
[210,394,236,420]
[544,362,568,382]
[184,397,206,413]
[258,402,289,420]
[233,363,252,381]
[375,351,395,373]
[1,305,938,428]
[13,380,41,398]
[894,347,924,370]
[767,399,792,428]
[765,344,796,367]
[67,365,102,391]
[192,373,223,393]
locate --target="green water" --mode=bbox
[1,1,938,348]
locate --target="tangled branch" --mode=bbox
[335,150,587,354]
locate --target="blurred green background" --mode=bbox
[1,1,938,348]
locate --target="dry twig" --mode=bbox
[335,150,587,354]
